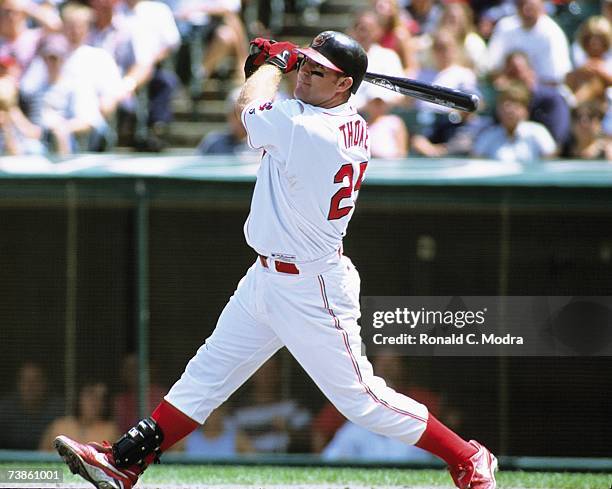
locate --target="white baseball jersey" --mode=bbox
[241,97,370,262]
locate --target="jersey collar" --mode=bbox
[314,100,357,117]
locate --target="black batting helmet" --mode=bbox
[297,31,368,94]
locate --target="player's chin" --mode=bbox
[294,86,307,103]
[294,81,311,99]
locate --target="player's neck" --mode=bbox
[318,94,350,109]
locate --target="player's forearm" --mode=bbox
[236,65,282,116]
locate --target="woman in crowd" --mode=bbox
[566,15,612,107]
[371,0,417,75]
[39,382,118,450]
[562,101,612,160]
[436,2,487,74]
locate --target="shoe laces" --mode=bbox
[450,461,474,489]
[88,441,113,453]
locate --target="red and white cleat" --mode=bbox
[54,435,140,489]
[449,440,498,489]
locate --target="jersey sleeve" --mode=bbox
[241,98,302,162]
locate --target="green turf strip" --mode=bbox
[0,463,609,488]
[138,465,610,488]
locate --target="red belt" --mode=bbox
[258,254,299,274]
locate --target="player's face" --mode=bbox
[294,58,352,107]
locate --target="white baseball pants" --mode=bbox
[166,254,429,445]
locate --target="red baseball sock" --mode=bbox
[150,400,199,452]
[415,414,477,467]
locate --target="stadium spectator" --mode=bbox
[562,101,612,160]
[349,9,404,110]
[571,13,612,67]
[565,16,612,107]
[196,88,257,156]
[89,0,172,149]
[363,95,409,158]
[495,50,571,148]
[417,31,479,113]
[469,0,515,22]
[437,2,487,74]
[26,33,102,154]
[0,67,45,154]
[0,51,19,80]
[604,0,612,25]
[233,356,310,453]
[411,109,491,158]
[472,82,557,162]
[311,355,447,453]
[0,0,61,77]
[371,0,417,74]
[118,0,180,68]
[118,0,180,150]
[486,0,571,86]
[88,0,154,113]
[39,382,119,451]
[112,353,167,433]
[404,0,442,36]
[62,2,125,148]
[173,0,247,86]
[474,1,515,42]
[184,406,252,456]
[0,361,63,450]
[19,4,120,150]
[322,420,436,462]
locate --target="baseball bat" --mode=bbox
[363,72,480,112]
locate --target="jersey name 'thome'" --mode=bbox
[241,97,370,263]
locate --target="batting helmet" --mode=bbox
[297,31,368,94]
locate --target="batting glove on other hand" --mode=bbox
[244,37,275,79]
[265,41,299,74]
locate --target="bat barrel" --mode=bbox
[363,73,479,112]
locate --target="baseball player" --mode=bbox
[53,31,497,489]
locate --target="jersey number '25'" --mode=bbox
[328,162,368,220]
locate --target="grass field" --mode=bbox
[1,463,610,489]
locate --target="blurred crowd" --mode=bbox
[343,0,611,162]
[0,355,458,461]
[0,0,609,161]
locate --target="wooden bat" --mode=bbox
[363,72,480,112]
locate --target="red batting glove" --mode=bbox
[265,41,299,74]
[244,37,276,79]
